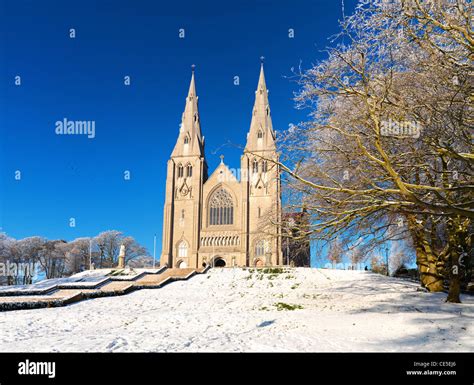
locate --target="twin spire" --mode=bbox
[245,60,276,152]
[171,65,203,157]
[171,60,276,158]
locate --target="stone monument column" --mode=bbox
[118,244,126,268]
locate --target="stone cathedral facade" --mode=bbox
[160,64,282,268]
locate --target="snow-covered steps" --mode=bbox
[134,268,199,287]
[0,267,167,297]
[0,267,208,311]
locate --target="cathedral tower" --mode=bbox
[160,67,207,268]
[241,61,281,266]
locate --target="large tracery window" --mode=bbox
[255,240,268,256]
[209,188,234,225]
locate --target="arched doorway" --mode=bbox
[213,257,226,267]
[178,260,187,268]
[254,259,264,267]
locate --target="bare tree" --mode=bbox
[94,231,148,268]
[38,240,68,279]
[0,235,45,284]
[271,0,472,302]
[94,230,122,268]
[327,239,344,266]
[15,237,45,284]
[121,236,147,265]
[65,238,92,274]
[0,233,16,285]
[1,231,150,285]
[349,247,366,268]
[390,252,413,275]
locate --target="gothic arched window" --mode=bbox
[257,130,264,148]
[252,159,258,173]
[255,240,268,257]
[184,135,190,145]
[178,241,188,258]
[262,161,268,173]
[209,188,234,225]
[186,164,192,177]
[177,164,184,178]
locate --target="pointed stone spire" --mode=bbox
[245,58,276,152]
[256,57,268,102]
[187,64,197,99]
[182,64,200,140]
[171,65,204,157]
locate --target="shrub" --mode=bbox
[274,302,303,311]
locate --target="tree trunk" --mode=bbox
[407,215,444,292]
[445,217,467,303]
[416,248,444,292]
[446,267,461,303]
[446,248,461,303]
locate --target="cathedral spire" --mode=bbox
[244,59,276,152]
[171,65,204,157]
[257,56,268,100]
[188,64,197,99]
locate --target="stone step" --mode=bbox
[135,268,195,284]
[99,281,134,292]
[0,266,209,311]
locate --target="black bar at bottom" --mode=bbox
[0,352,472,385]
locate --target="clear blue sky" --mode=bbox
[0,0,358,263]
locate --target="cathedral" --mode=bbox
[160,63,282,268]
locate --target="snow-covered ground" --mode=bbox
[0,268,472,352]
[0,268,164,292]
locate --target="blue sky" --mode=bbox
[0,0,358,264]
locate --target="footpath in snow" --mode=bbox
[0,267,472,352]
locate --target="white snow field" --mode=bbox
[0,267,472,352]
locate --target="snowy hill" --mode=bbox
[0,267,472,352]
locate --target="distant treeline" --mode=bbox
[0,230,151,285]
